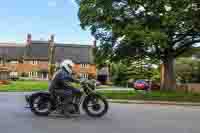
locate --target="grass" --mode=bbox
[0,80,110,92]
[97,90,200,103]
[0,81,49,92]
[1,81,200,103]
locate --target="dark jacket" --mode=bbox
[49,67,79,93]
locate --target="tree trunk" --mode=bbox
[160,56,176,91]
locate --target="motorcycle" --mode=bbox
[25,79,108,117]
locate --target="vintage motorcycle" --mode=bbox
[25,79,108,117]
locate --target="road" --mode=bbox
[0,92,200,133]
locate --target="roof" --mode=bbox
[25,41,94,64]
[0,43,25,59]
[0,41,94,64]
[54,43,94,64]
[24,41,49,59]
[0,43,25,47]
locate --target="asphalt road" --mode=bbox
[1,92,200,133]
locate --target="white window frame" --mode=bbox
[29,72,32,77]
[29,72,38,77]
[80,73,88,79]
[33,60,38,65]
[9,60,19,64]
[30,60,38,65]
[80,64,88,68]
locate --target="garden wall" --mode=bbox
[177,83,200,93]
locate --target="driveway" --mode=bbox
[0,92,200,133]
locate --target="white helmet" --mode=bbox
[60,59,74,74]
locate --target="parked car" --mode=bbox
[134,79,150,90]
[133,79,160,91]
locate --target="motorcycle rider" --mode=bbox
[49,59,81,115]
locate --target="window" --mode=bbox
[80,73,88,79]
[9,61,19,64]
[81,64,88,68]
[28,72,32,77]
[30,60,38,65]
[33,60,38,65]
[10,72,18,77]
[29,72,38,77]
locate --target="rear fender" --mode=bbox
[28,92,56,110]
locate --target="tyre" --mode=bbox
[83,94,108,117]
[30,94,52,116]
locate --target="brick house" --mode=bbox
[0,34,96,80]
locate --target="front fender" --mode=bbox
[82,93,105,110]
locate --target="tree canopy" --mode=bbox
[78,0,200,90]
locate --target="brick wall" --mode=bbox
[3,62,96,79]
[73,64,96,78]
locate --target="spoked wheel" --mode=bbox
[83,94,108,117]
[30,95,52,116]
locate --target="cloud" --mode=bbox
[48,1,57,7]
[69,0,78,6]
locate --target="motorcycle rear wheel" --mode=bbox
[30,94,52,116]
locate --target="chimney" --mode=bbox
[50,34,55,42]
[27,33,32,45]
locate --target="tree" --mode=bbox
[108,58,160,86]
[93,41,112,69]
[176,58,200,83]
[78,0,200,90]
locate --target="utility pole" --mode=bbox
[48,35,55,80]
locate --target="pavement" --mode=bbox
[1,92,200,133]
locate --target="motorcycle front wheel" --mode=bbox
[83,94,108,117]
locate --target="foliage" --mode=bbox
[176,58,200,83]
[110,60,160,86]
[180,47,200,57]
[78,0,200,90]
[93,42,113,68]
[78,0,200,58]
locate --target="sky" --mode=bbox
[0,0,93,44]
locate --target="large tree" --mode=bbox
[78,0,200,90]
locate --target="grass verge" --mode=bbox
[1,81,200,103]
[0,81,48,92]
[97,90,200,103]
